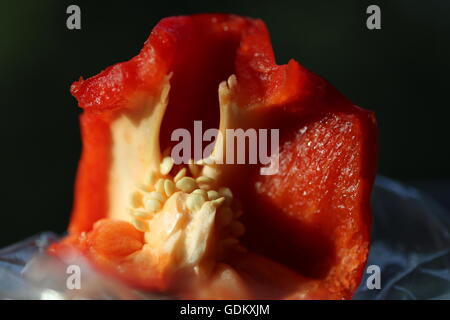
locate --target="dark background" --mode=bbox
[1,0,449,247]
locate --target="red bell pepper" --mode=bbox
[50,14,377,299]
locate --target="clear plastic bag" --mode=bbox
[1,176,449,300]
[354,176,450,299]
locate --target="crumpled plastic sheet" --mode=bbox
[354,176,450,300]
[0,176,449,300]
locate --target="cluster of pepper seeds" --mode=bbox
[128,152,246,260]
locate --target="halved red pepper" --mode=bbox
[50,14,377,299]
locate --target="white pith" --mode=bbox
[107,74,247,275]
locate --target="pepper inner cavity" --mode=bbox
[121,74,246,277]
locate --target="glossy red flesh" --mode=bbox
[52,14,377,299]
